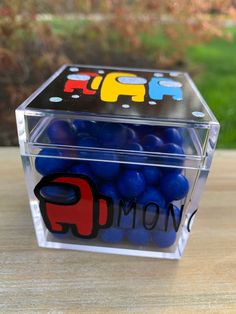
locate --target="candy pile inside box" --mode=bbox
[16,65,219,259]
[36,120,188,248]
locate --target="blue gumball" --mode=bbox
[138,187,165,228]
[35,148,74,176]
[90,153,120,180]
[76,132,91,142]
[127,228,150,246]
[115,210,140,229]
[126,142,143,152]
[76,136,100,158]
[152,229,176,248]
[131,125,154,139]
[138,187,165,209]
[157,205,181,232]
[117,213,134,229]
[76,136,99,148]
[99,123,127,148]
[161,127,183,146]
[161,143,184,155]
[124,142,146,169]
[100,227,124,244]
[161,166,182,175]
[160,173,189,201]
[117,170,146,198]
[100,183,120,203]
[142,166,162,185]
[47,120,76,145]
[142,134,163,152]
[126,127,138,144]
[72,119,87,134]
[69,164,97,184]
[161,143,184,173]
[84,121,101,137]
[73,120,100,137]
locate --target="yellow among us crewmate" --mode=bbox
[98,72,147,102]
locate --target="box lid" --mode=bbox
[21,64,218,125]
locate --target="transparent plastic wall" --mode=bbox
[22,153,206,259]
[22,114,210,155]
[16,112,217,258]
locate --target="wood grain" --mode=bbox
[0,148,235,313]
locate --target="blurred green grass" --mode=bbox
[187,27,236,148]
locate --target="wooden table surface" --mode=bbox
[0,147,235,313]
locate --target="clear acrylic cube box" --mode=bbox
[16,65,219,259]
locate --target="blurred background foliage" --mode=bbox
[0,0,236,147]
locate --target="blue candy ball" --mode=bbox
[161,143,184,173]
[76,136,100,159]
[152,229,176,248]
[131,125,154,138]
[138,187,165,209]
[76,136,99,148]
[161,143,184,155]
[161,127,183,146]
[100,227,124,243]
[143,166,162,185]
[73,120,100,137]
[35,148,73,176]
[84,121,100,137]
[127,228,150,246]
[72,119,87,134]
[115,210,140,229]
[76,132,91,142]
[157,205,181,232]
[47,120,76,145]
[138,187,165,228]
[142,134,163,152]
[117,214,134,229]
[160,173,189,201]
[126,127,138,144]
[124,142,145,169]
[69,164,97,183]
[161,166,182,175]
[90,153,120,180]
[117,170,146,198]
[126,142,143,152]
[99,123,127,148]
[100,183,120,202]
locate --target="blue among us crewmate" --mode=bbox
[149,76,183,101]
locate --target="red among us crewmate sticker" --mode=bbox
[64,72,98,95]
[34,174,114,239]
